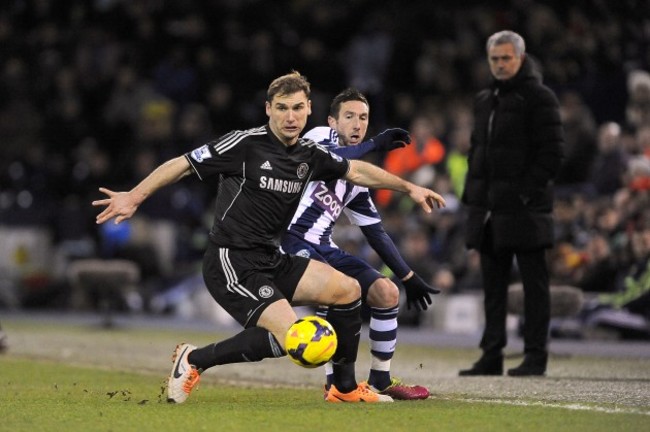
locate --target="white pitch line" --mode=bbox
[443,397,650,416]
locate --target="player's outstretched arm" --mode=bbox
[330,128,411,160]
[361,223,441,311]
[367,127,411,152]
[345,159,446,213]
[93,156,192,225]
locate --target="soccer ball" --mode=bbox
[285,316,337,368]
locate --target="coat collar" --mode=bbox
[492,56,543,92]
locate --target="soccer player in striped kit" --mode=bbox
[283,88,439,400]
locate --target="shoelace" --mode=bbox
[357,383,377,396]
[183,368,200,393]
[363,379,402,392]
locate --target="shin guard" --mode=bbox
[189,326,285,370]
[327,298,362,365]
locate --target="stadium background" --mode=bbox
[0,0,649,339]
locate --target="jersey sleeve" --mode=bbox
[185,131,245,181]
[304,126,376,160]
[360,222,411,279]
[343,189,381,226]
[307,142,350,183]
[304,126,338,147]
[330,141,376,160]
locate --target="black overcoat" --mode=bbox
[462,57,564,251]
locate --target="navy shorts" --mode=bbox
[282,232,384,300]
[202,241,310,328]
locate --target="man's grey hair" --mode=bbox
[486,30,526,56]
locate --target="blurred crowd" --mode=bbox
[0,0,649,328]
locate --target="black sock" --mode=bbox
[332,362,357,393]
[188,327,285,371]
[327,298,362,364]
[326,298,362,392]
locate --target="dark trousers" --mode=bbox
[478,227,550,358]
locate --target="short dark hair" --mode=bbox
[486,30,526,56]
[267,71,311,102]
[329,88,369,118]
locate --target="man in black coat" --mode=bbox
[459,31,564,377]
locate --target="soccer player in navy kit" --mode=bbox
[283,88,438,400]
[93,72,446,404]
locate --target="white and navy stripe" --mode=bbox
[369,306,399,361]
[288,126,381,246]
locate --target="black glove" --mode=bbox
[369,128,411,152]
[402,272,441,311]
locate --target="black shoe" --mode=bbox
[0,331,7,354]
[507,353,547,377]
[459,355,503,376]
